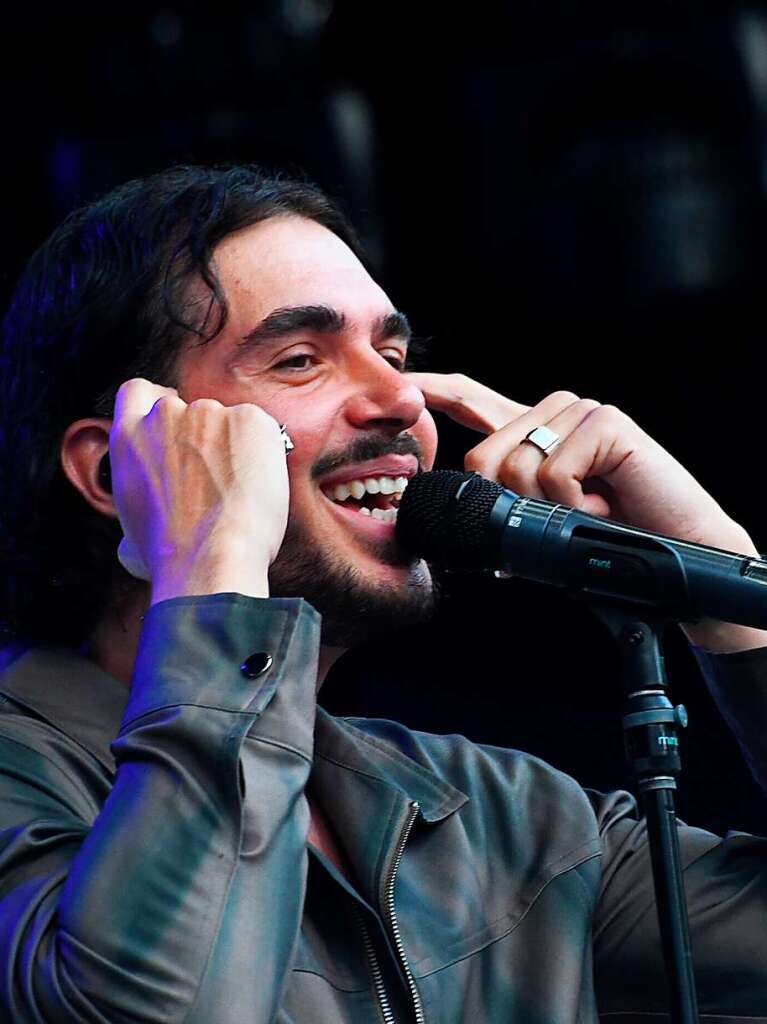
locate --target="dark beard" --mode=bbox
[267,515,440,647]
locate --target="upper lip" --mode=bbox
[318,456,419,492]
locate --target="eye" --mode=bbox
[273,353,315,371]
[272,350,408,373]
[379,348,408,372]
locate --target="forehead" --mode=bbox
[212,214,390,328]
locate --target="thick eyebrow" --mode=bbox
[234,304,412,357]
[376,309,412,345]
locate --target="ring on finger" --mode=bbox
[279,423,295,456]
[523,425,561,457]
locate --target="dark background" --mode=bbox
[2,1,767,834]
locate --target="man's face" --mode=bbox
[175,214,439,646]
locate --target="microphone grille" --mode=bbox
[396,470,503,567]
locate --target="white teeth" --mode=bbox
[328,473,410,503]
[333,502,397,522]
[336,504,397,521]
[371,507,398,523]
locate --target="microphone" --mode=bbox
[396,470,767,628]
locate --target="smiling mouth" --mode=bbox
[319,474,409,525]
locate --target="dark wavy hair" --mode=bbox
[0,164,363,650]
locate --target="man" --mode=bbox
[0,164,765,1022]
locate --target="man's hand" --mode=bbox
[109,378,290,605]
[408,372,767,652]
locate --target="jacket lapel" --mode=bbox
[311,710,468,909]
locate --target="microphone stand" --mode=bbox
[589,601,698,1024]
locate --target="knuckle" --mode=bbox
[231,401,260,416]
[151,395,179,417]
[550,389,579,406]
[234,402,272,427]
[536,458,559,485]
[114,378,142,410]
[188,397,222,411]
[499,456,529,488]
[578,398,601,413]
[121,378,172,400]
[463,448,483,472]
[596,403,628,426]
[233,404,282,443]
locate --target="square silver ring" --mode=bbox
[524,425,560,454]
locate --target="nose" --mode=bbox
[343,351,426,433]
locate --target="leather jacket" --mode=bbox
[0,593,764,1022]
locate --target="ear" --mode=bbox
[59,418,119,520]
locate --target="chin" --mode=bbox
[268,529,439,648]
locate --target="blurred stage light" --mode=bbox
[280,0,335,39]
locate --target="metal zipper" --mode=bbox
[355,800,424,1024]
[384,800,425,1024]
[357,909,396,1024]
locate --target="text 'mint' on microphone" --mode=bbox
[395,470,767,628]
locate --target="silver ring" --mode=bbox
[279,423,295,456]
[523,425,560,456]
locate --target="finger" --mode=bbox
[538,404,641,511]
[112,378,181,438]
[229,402,289,458]
[503,398,604,501]
[536,405,638,505]
[405,372,529,434]
[466,395,614,517]
[579,480,614,519]
[463,392,585,487]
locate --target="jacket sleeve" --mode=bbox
[0,593,321,1024]
[592,645,767,1020]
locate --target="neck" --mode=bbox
[317,644,346,687]
[85,582,146,689]
[87,584,344,690]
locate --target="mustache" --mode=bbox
[311,433,424,482]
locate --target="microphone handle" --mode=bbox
[489,490,767,627]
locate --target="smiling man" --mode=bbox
[75,211,441,686]
[0,164,766,1022]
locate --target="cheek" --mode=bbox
[273,398,327,447]
[273,401,330,485]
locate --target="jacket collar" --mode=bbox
[0,643,127,771]
[314,710,467,824]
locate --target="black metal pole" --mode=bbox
[643,786,699,1024]
[589,604,699,1024]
